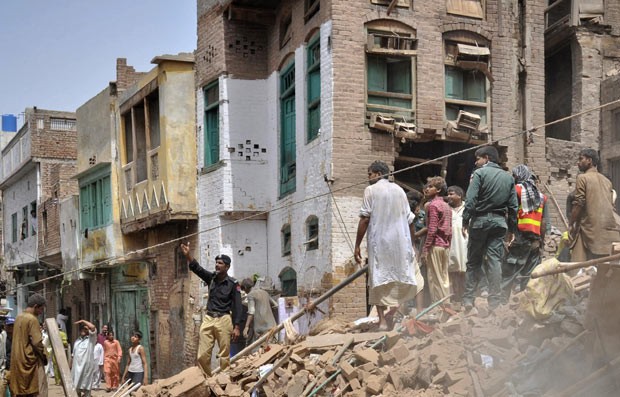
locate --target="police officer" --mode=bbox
[180,243,242,375]
[462,146,518,312]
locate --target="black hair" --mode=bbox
[475,146,499,163]
[579,148,599,167]
[368,161,390,179]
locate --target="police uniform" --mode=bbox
[189,257,242,375]
[462,162,518,310]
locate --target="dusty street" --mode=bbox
[48,382,122,397]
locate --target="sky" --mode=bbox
[0,0,196,126]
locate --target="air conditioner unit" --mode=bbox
[456,110,481,131]
[369,113,395,133]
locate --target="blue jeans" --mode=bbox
[463,214,507,308]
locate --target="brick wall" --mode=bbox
[196,5,227,88]
[195,0,550,321]
[116,58,146,91]
[123,222,199,377]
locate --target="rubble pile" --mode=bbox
[136,273,595,397]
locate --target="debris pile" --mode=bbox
[136,269,596,397]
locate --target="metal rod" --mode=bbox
[531,253,620,278]
[212,265,369,375]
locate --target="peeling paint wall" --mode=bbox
[3,167,37,267]
[197,22,334,291]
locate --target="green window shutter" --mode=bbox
[205,108,219,166]
[204,81,220,167]
[11,213,17,243]
[308,105,320,141]
[91,181,99,228]
[308,70,320,103]
[387,59,411,94]
[445,67,464,100]
[102,175,112,224]
[280,63,296,196]
[307,49,320,141]
[367,56,387,92]
[464,71,486,102]
[80,185,90,230]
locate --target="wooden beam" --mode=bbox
[387,0,399,15]
[395,155,443,166]
[45,318,78,397]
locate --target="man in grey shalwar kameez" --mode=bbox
[71,319,97,397]
[354,161,420,330]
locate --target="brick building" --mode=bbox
[195,0,551,320]
[543,0,620,224]
[69,55,199,377]
[0,107,77,314]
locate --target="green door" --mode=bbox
[113,289,151,381]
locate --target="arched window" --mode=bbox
[306,216,319,251]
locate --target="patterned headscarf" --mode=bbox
[512,164,541,213]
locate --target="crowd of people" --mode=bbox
[0,295,149,397]
[354,146,619,325]
[1,146,616,392]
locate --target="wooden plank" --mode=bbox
[45,318,78,397]
[304,332,388,349]
[252,344,284,368]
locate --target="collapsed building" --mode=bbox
[194,0,620,324]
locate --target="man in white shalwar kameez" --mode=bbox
[71,320,97,397]
[355,161,419,330]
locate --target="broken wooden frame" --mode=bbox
[45,318,78,397]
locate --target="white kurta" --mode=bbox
[360,179,418,306]
[449,204,468,273]
[72,329,97,391]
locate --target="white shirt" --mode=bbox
[360,179,417,289]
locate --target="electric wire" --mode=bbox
[5,97,620,294]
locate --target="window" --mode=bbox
[279,266,297,297]
[281,224,291,256]
[50,118,76,131]
[80,168,112,230]
[307,36,321,142]
[123,113,134,163]
[280,63,296,196]
[371,0,410,7]
[11,213,17,243]
[446,0,485,19]
[280,13,292,48]
[204,81,220,167]
[365,23,417,128]
[306,216,319,251]
[30,202,37,236]
[444,34,491,129]
[305,0,320,21]
[21,206,28,240]
[148,91,161,149]
[121,87,159,183]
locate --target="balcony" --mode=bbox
[545,0,605,33]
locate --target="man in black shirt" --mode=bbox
[180,243,242,375]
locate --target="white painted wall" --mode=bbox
[3,166,38,267]
[59,195,79,275]
[197,22,340,291]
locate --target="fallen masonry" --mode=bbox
[134,249,620,397]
